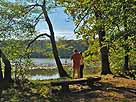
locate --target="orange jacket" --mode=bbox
[71,52,81,69]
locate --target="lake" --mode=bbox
[31,58,71,65]
[29,58,71,80]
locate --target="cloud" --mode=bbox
[37,29,76,40]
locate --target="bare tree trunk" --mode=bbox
[50,36,69,77]
[41,5,69,77]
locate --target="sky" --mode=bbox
[8,0,77,40]
[36,7,77,40]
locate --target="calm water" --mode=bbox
[31,73,60,80]
[31,58,71,65]
[30,58,71,80]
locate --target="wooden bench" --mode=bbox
[50,77,101,94]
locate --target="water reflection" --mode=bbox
[31,58,71,65]
[27,69,60,80]
[31,73,59,80]
[28,58,71,80]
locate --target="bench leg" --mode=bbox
[49,85,70,95]
[49,85,52,95]
[87,81,94,87]
[61,85,69,92]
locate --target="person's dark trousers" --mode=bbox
[80,64,84,78]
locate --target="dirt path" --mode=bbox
[51,75,136,102]
[0,75,135,102]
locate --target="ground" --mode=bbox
[50,75,136,102]
[0,75,136,102]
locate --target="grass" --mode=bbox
[0,75,136,102]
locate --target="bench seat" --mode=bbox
[49,77,101,94]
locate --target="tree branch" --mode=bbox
[24,3,42,16]
[74,7,90,33]
[43,0,46,6]
[24,6,35,15]
[33,12,43,27]
[116,24,121,32]
[25,3,42,8]
[27,33,51,49]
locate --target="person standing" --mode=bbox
[80,52,84,78]
[71,49,81,79]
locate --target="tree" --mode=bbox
[0,0,34,81]
[0,0,69,77]
[57,0,112,74]
[93,6,112,74]
[104,0,136,73]
[121,0,135,71]
[57,0,136,75]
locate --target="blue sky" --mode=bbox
[8,0,77,39]
[36,7,77,40]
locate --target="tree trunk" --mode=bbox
[50,36,69,77]
[94,6,112,75]
[3,59,12,81]
[123,54,129,70]
[0,50,3,80]
[98,29,113,75]
[123,34,129,71]
[123,3,129,71]
[1,50,12,81]
[42,6,69,77]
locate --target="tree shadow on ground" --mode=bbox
[0,80,135,102]
[50,81,136,102]
[0,80,47,102]
[98,82,136,100]
[93,82,136,97]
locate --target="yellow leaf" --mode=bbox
[59,0,65,3]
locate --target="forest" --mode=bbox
[30,39,88,58]
[0,39,89,58]
[0,0,136,102]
